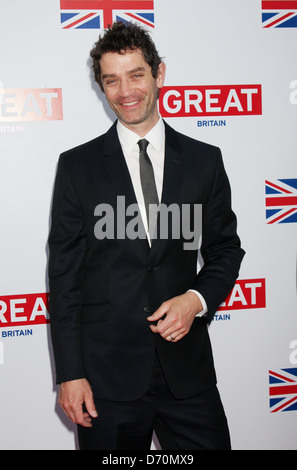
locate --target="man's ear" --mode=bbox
[157,62,166,89]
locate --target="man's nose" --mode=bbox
[118,78,133,97]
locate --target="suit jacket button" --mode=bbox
[144,306,151,313]
[148,265,159,271]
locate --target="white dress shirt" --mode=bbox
[116,118,207,317]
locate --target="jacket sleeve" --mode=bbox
[48,154,87,384]
[191,148,245,321]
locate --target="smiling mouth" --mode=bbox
[121,100,141,107]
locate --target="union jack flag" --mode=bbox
[269,368,297,412]
[265,179,297,224]
[262,1,297,28]
[60,0,155,30]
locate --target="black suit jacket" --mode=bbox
[48,121,244,400]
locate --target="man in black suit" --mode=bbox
[48,22,244,450]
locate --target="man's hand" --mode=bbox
[58,378,98,427]
[147,291,203,342]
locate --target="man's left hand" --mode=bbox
[147,291,203,342]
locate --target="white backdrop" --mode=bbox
[0,0,296,450]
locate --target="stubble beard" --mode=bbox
[110,89,159,129]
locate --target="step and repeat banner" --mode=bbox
[0,0,296,450]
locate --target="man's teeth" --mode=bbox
[122,101,139,106]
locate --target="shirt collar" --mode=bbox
[117,117,165,153]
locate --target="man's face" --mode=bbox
[100,49,165,135]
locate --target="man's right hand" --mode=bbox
[58,378,98,427]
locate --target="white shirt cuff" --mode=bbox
[187,289,208,317]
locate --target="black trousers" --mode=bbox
[77,354,231,450]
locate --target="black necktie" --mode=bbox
[138,139,159,239]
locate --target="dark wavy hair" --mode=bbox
[90,21,163,91]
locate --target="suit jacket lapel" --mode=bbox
[160,122,184,207]
[102,122,150,252]
[102,122,136,207]
[150,122,184,256]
